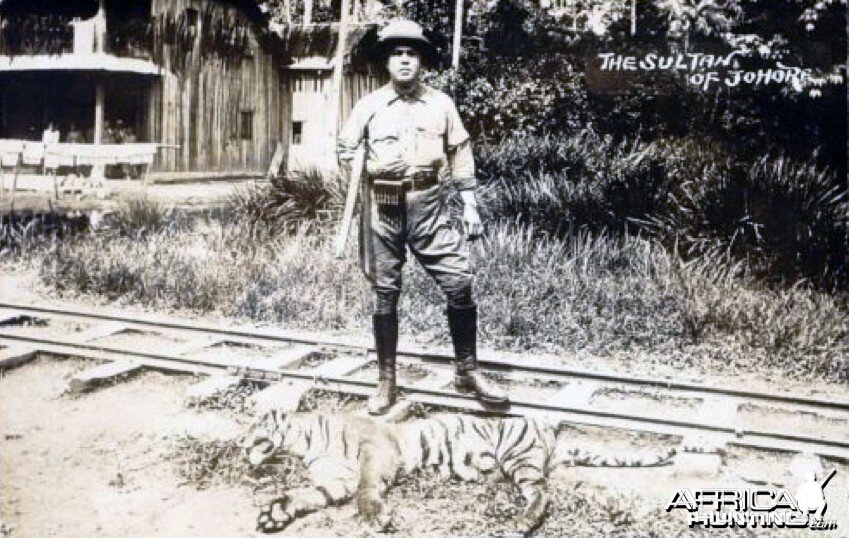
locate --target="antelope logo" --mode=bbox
[795,468,837,518]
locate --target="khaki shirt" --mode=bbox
[337,83,476,191]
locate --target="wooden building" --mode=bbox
[264,0,387,170]
[285,57,380,170]
[0,0,289,178]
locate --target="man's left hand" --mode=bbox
[462,203,483,240]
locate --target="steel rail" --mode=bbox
[2,302,848,413]
[2,330,849,461]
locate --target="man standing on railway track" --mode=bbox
[337,19,509,415]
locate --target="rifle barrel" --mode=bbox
[333,145,366,259]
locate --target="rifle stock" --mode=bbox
[333,145,366,259]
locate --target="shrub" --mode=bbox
[424,53,589,142]
[647,143,849,286]
[105,196,180,238]
[229,168,344,236]
[476,130,672,235]
[0,211,89,255]
[476,131,848,287]
[34,216,848,380]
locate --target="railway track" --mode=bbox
[1,301,848,461]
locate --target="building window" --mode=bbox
[185,8,199,29]
[292,121,303,145]
[240,110,253,140]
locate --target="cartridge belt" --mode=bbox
[373,172,438,191]
[372,172,439,205]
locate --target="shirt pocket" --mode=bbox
[368,122,399,143]
[411,123,446,169]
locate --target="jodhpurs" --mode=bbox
[366,181,475,315]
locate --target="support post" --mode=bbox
[10,152,20,214]
[452,0,464,70]
[8,152,21,244]
[327,0,352,169]
[94,82,105,145]
[92,81,106,182]
[96,0,107,53]
[142,163,152,186]
[304,0,314,25]
[631,0,637,36]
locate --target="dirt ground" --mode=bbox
[2,356,848,538]
[1,359,256,538]
[2,275,849,537]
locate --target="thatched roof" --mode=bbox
[0,0,284,62]
[0,0,268,26]
[271,22,377,68]
[0,0,99,17]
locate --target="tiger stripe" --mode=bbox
[242,410,677,535]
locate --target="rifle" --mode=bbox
[333,144,367,259]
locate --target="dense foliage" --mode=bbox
[254,0,848,287]
[476,132,848,287]
[415,0,847,286]
[409,0,847,171]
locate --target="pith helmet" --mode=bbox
[372,19,440,68]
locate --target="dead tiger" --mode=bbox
[240,410,676,535]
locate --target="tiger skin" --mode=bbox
[240,410,676,535]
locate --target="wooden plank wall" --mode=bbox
[340,71,382,127]
[286,70,329,169]
[283,69,380,170]
[150,0,286,174]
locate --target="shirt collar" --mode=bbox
[380,82,428,105]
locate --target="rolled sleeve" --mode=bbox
[443,96,475,190]
[445,99,470,148]
[449,139,476,191]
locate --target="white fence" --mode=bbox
[0,139,159,168]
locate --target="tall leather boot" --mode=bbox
[447,306,508,404]
[368,313,398,415]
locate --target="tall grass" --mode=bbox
[105,196,180,238]
[647,151,849,285]
[228,168,345,236]
[35,209,848,381]
[0,211,89,256]
[15,130,849,382]
[477,131,675,233]
[476,131,848,287]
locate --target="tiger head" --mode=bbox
[239,409,288,466]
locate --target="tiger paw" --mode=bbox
[256,498,293,534]
[357,495,393,532]
[373,512,394,534]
